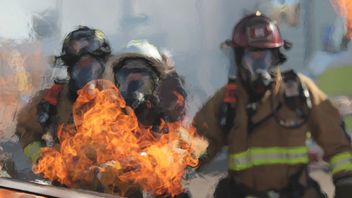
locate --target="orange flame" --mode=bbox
[331,0,352,39]
[34,80,207,197]
[0,48,35,105]
[173,91,185,108]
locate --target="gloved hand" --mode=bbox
[23,141,42,163]
[335,177,352,198]
[37,101,56,127]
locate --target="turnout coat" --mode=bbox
[193,73,352,195]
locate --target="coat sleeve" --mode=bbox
[15,90,46,149]
[192,87,226,166]
[301,74,352,181]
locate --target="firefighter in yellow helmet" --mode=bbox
[193,12,352,198]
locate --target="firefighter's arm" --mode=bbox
[16,91,46,163]
[37,83,64,126]
[192,88,226,168]
[301,75,352,197]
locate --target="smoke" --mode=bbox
[0,0,351,182]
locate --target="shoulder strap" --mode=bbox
[277,69,312,128]
[218,77,238,136]
[282,69,312,110]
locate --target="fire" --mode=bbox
[0,50,30,104]
[0,48,37,140]
[331,0,352,39]
[173,91,185,107]
[34,80,208,197]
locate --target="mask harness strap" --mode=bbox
[272,70,312,129]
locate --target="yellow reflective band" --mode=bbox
[23,141,42,163]
[330,152,352,175]
[229,146,308,171]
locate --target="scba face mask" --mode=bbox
[240,49,278,98]
[115,59,160,126]
[68,55,105,100]
[116,68,157,109]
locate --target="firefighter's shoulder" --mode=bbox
[296,72,328,102]
[16,90,46,148]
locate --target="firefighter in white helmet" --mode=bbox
[104,39,187,130]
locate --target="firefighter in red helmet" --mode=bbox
[193,12,352,198]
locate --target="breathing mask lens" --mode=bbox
[115,67,157,108]
[242,49,274,81]
[239,49,277,100]
[70,55,104,90]
[61,54,80,67]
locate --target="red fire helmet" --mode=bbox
[232,12,284,48]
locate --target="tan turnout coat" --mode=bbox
[193,73,352,192]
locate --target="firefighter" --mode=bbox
[16,38,188,197]
[104,39,187,130]
[16,26,112,163]
[192,12,352,198]
[102,40,188,198]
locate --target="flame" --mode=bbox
[0,48,33,105]
[34,80,208,197]
[0,41,45,143]
[173,91,185,108]
[331,0,352,39]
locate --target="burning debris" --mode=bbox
[33,80,208,197]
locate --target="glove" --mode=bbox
[23,141,42,163]
[335,177,352,198]
[37,101,56,127]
